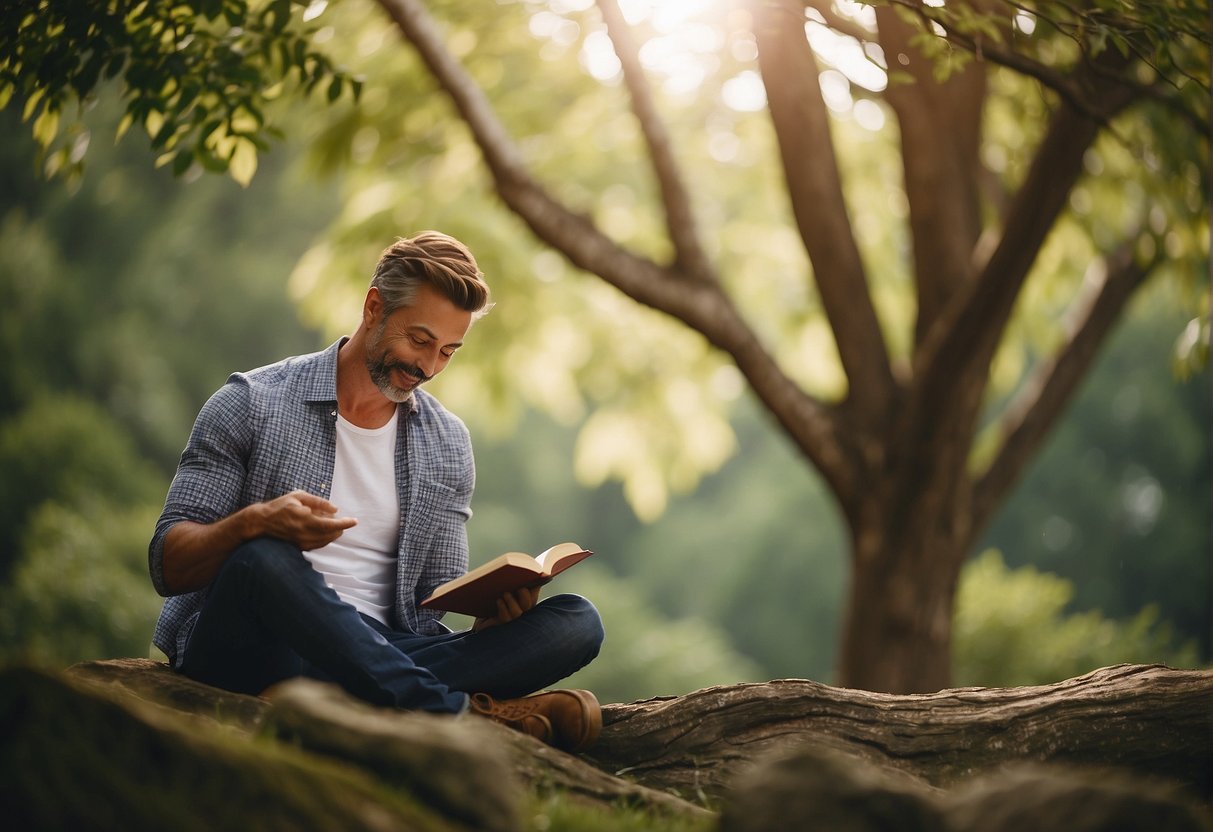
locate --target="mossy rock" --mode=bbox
[0,665,471,831]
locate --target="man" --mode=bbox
[148,231,605,751]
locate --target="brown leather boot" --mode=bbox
[468,688,602,752]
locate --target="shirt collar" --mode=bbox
[301,337,418,414]
[301,339,343,403]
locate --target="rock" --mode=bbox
[56,658,710,823]
[66,657,268,733]
[944,763,1213,832]
[261,677,522,832]
[261,676,712,824]
[0,665,466,831]
[718,747,1213,832]
[719,745,947,832]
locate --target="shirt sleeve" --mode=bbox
[148,378,254,597]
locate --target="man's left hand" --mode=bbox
[473,585,541,632]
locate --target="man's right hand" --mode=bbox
[254,490,358,551]
[161,490,356,594]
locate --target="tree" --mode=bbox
[353,0,1211,692]
[4,0,1207,693]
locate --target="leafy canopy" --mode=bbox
[0,0,361,184]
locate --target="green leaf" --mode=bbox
[171,149,194,176]
[196,148,229,173]
[31,106,59,147]
[114,112,134,143]
[228,137,258,186]
[22,88,44,122]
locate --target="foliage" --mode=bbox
[0,0,360,184]
[0,393,162,577]
[953,550,1200,688]
[982,286,1211,650]
[0,500,163,666]
[0,99,334,661]
[880,0,1210,118]
[603,399,848,683]
[554,565,765,703]
[445,560,768,704]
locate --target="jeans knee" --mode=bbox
[547,593,605,660]
[224,536,306,585]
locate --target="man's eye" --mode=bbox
[410,336,428,347]
[441,348,457,358]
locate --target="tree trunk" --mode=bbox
[585,664,1213,804]
[837,524,965,693]
[835,407,980,693]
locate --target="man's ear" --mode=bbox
[363,287,383,328]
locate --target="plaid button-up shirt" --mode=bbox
[149,339,473,666]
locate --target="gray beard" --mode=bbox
[367,358,416,403]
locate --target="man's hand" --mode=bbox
[255,490,357,551]
[473,585,541,632]
[161,490,356,594]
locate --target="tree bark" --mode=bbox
[876,4,986,348]
[585,664,1213,804]
[754,0,895,421]
[837,519,967,694]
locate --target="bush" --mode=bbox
[953,550,1201,687]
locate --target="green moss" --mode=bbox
[0,666,461,831]
[523,792,716,832]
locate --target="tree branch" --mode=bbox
[373,0,858,496]
[912,67,1133,394]
[595,0,714,282]
[374,0,691,319]
[752,0,895,422]
[884,0,1209,139]
[888,65,1133,523]
[970,240,1158,536]
[875,4,987,349]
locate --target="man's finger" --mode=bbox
[294,491,340,515]
[522,585,541,610]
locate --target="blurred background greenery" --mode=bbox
[0,0,1207,704]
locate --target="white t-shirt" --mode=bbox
[303,412,400,625]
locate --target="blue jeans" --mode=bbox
[177,537,604,713]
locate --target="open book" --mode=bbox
[419,542,593,619]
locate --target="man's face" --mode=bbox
[365,283,474,403]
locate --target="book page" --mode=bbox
[535,542,590,575]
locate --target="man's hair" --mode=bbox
[370,231,492,319]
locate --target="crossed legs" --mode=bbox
[177,537,603,715]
